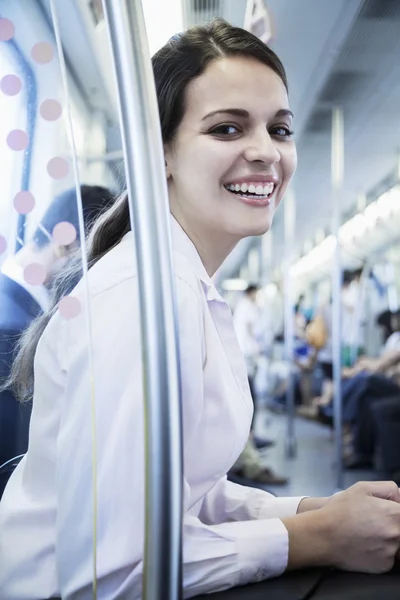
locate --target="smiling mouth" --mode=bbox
[223,182,276,204]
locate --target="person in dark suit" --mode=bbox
[0,185,114,492]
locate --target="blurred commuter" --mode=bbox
[294,294,307,339]
[232,283,288,484]
[0,185,114,479]
[341,269,365,367]
[233,283,261,415]
[1,21,400,600]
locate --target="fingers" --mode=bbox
[353,481,400,503]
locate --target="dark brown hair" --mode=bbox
[3,18,288,401]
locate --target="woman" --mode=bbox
[1,19,400,600]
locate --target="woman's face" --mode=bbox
[165,55,297,252]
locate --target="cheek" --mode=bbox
[179,139,238,187]
[274,148,296,210]
[282,145,297,181]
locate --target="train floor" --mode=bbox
[252,408,378,497]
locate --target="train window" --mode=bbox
[0,37,26,262]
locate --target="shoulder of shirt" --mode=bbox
[73,233,203,303]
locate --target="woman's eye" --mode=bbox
[272,126,294,139]
[209,124,241,137]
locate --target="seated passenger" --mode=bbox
[0,185,114,477]
[1,21,400,600]
[341,311,400,469]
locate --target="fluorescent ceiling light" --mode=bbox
[290,185,400,278]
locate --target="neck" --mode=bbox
[172,212,239,277]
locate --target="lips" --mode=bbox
[223,182,276,208]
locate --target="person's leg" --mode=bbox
[230,438,288,485]
[350,394,378,465]
[233,438,263,479]
[247,375,256,431]
[342,372,369,423]
[347,375,400,467]
[247,374,276,448]
[370,396,400,474]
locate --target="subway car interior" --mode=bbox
[1,0,400,598]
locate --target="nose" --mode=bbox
[243,129,280,166]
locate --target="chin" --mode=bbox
[236,212,274,239]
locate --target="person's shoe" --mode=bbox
[297,405,318,419]
[233,467,288,486]
[254,468,288,486]
[253,436,276,450]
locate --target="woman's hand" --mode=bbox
[321,481,400,573]
[297,497,329,513]
[283,481,400,574]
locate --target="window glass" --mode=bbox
[0,44,25,262]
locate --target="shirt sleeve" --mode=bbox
[199,476,305,523]
[182,512,289,597]
[180,477,306,596]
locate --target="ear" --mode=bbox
[164,145,173,180]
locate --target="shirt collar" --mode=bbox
[1,256,50,312]
[170,216,225,303]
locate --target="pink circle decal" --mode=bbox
[0,235,7,254]
[1,74,22,96]
[24,263,47,286]
[53,222,77,246]
[59,296,81,319]
[7,129,29,151]
[0,18,14,41]
[40,99,62,121]
[31,42,54,64]
[47,157,69,179]
[14,191,35,214]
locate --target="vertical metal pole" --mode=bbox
[386,262,399,312]
[248,246,260,282]
[261,230,273,284]
[331,107,344,491]
[102,2,183,599]
[284,188,297,458]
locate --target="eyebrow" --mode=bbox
[201,108,294,121]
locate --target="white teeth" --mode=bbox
[264,183,275,195]
[225,182,276,196]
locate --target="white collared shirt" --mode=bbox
[0,217,303,599]
[1,256,50,312]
